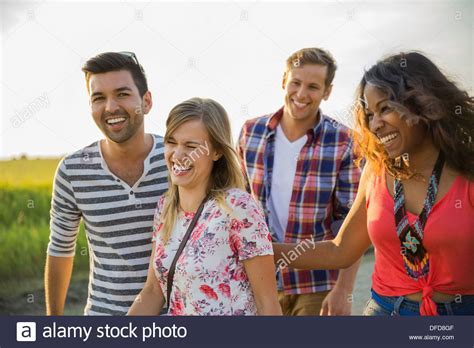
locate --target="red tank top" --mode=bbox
[366,172,474,315]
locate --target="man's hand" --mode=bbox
[320,287,352,316]
[320,257,362,316]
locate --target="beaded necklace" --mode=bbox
[393,152,444,280]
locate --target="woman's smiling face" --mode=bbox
[363,83,428,159]
[165,119,219,192]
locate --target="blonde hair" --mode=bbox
[284,47,337,87]
[160,97,246,244]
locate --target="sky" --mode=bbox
[0,0,472,159]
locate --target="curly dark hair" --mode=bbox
[353,51,474,180]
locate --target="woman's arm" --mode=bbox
[243,255,282,315]
[273,166,373,270]
[127,243,165,315]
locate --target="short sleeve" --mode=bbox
[227,189,273,261]
[152,195,166,242]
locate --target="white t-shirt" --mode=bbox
[267,124,307,242]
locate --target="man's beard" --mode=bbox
[100,109,143,144]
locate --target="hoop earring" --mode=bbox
[395,156,402,168]
[402,153,410,168]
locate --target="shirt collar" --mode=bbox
[265,106,325,143]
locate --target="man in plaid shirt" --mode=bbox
[238,47,361,315]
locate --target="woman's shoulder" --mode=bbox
[224,188,252,202]
[449,170,474,208]
[360,164,382,199]
[222,188,260,210]
[156,194,167,210]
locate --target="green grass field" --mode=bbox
[0,158,88,279]
[0,158,62,188]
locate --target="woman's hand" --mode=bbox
[127,242,165,315]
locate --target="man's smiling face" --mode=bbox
[89,70,150,144]
[282,64,332,124]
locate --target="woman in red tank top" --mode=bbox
[273,52,474,316]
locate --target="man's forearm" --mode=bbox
[45,255,74,315]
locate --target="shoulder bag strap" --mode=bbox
[166,195,209,306]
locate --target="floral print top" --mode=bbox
[152,188,273,315]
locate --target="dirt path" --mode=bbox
[0,271,88,315]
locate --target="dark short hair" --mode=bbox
[284,47,337,87]
[81,52,148,97]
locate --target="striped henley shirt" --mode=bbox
[47,134,168,315]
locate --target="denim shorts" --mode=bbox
[363,289,474,316]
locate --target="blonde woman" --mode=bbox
[128,98,282,316]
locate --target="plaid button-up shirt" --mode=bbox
[237,107,361,294]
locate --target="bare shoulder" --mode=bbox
[358,164,375,201]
